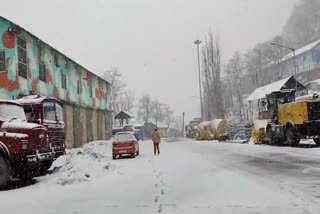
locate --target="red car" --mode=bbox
[112,132,139,159]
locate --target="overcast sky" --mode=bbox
[0,0,299,121]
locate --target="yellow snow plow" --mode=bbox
[195,119,227,141]
[251,120,269,144]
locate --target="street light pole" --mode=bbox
[270,42,298,92]
[270,42,297,76]
[194,40,203,120]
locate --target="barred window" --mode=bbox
[18,37,27,78]
[61,73,67,89]
[39,64,46,82]
[0,51,5,71]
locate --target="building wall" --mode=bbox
[0,17,112,147]
[64,104,74,148]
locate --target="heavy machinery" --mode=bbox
[253,89,320,146]
[185,118,201,139]
[195,119,228,141]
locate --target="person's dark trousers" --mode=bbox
[153,142,160,155]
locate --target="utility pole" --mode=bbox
[194,40,203,120]
[182,112,185,137]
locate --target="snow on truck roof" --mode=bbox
[16,95,62,105]
[246,76,292,101]
[0,99,22,106]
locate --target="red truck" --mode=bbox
[16,95,66,160]
[0,99,55,188]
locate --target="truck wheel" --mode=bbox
[286,126,300,147]
[0,156,11,188]
[266,127,276,145]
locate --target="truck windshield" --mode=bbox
[56,103,64,123]
[0,103,26,122]
[43,101,64,123]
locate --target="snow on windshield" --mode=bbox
[0,103,26,121]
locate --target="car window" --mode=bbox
[114,133,135,142]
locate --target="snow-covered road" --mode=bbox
[2,139,320,214]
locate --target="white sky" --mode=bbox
[0,0,299,121]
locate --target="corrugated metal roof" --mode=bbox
[246,76,292,101]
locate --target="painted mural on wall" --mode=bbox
[0,17,112,111]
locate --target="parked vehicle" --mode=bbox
[16,95,66,165]
[112,131,139,159]
[0,99,55,188]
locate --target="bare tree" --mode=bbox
[163,104,174,127]
[151,99,164,126]
[103,67,126,114]
[118,90,135,112]
[137,95,152,123]
[201,32,224,120]
[103,67,136,114]
[225,53,245,121]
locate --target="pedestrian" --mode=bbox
[151,128,161,155]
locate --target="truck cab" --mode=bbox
[16,95,66,158]
[0,99,55,188]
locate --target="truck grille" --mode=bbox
[33,128,47,146]
[48,129,65,145]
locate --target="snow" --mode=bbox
[1,121,42,130]
[247,76,292,101]
[281,39,320,61]
[2,139,320,213]
[48,141,113,186]
[0,132,28,139]
[16,96,46,105]
[253,119,269,129]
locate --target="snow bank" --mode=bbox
[49,140,113,186]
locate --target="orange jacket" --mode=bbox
[152,131,161,144]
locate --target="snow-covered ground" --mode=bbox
[2,138,320,213]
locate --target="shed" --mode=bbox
[114,111,134,126]
[246,76,306,101]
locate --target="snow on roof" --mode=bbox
[307,78,320,85]
[0,99,21,106]
[133,123,144,127]
[16,95,62,105]
[156,122,169,129]
[114,111,134,119]
[246,76,292,101]
[281,39,320,61]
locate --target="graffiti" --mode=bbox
[0,17,111,111]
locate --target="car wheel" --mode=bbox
[136,150,139,156]
[112,155,116,160]
[0,155,11,189]
[131,153,135,158]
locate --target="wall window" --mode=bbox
[39,64,46,82]
[77,80,81,94]
[89,86,93,97]
[61,73,67,89]
[54,54,59,67]
[17,37,27,78]
[0,51,5,71]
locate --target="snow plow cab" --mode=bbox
[16,95,66,158]
[0,100,55,188]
